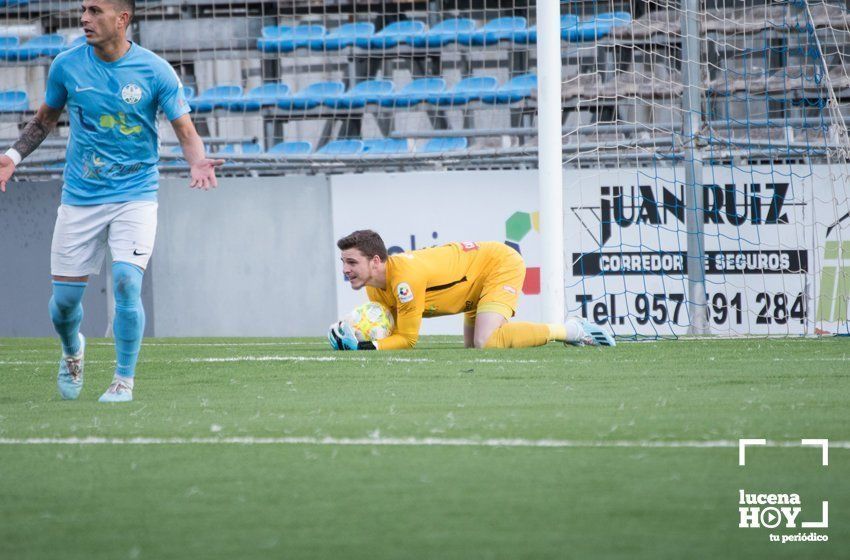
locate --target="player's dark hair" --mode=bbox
[110,0,135,19]
[337,230,388,262]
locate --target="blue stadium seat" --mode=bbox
[516,14,579,44]
[0,90,28,112]
[419,137,468,153]
[553,15,582,42]
[190,85,243,113]
[458,17,526,46]
[566,12,632,42]
[268,141,313,156]
[411,18,477,48]
[64,35,86,50]
[0,0,29,6]
[428,76,499,106]
[363,138,409,154]
[162,145,186,167]
[481,73,536,104]
[1,34,65,61]
[595,11,633,27]
[217,142,263,155]
[381,78,446,108]
[313,22,375,51]
[276,81,345,110]
[359,20,426,49]
[316,139,364,155]
[0,37,19,58]
[226,83,291,111]
[322,79,395,109]
[257,24,326,53]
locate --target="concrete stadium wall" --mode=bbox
[151,176,336,337]
[0,180,111,337]
[1,176,336,338]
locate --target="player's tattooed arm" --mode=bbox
[13,118,50,159]
[13,104,63,158]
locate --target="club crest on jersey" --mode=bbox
[396,282,414,303]
[460,241,479,252]
[121,83,142,104]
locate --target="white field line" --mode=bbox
[0,355,552,366]
[92,341,329,347]
[0,437,849,449]
[6,355,850,367]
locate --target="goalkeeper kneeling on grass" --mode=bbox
[329,229,616,351]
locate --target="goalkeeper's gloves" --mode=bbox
[328,321,377,351]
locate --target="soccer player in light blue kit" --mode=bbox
[0,0,223,402]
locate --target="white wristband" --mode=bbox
[4,148,21,166]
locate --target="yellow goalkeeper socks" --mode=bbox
[484,322,552,348]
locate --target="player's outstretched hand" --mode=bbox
[0,154,16,193]
[189,158,225,190]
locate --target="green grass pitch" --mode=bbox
[0,336,848,559]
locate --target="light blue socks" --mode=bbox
[49,281,86,356]
[112,261,145,378]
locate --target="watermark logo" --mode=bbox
[738,439,829,543]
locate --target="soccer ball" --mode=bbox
[347,302,394,342]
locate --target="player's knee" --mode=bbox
[49,282,86,315]
[474,331,494,349]
[112,262,144,304]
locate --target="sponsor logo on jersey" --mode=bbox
[121,83,142,104]
[396,282,414,303]
[503,285,517,295]
[99,112,141,136]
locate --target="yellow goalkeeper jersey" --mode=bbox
[366,241,525,350]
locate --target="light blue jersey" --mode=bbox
[45,42,190,205]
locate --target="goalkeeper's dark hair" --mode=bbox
[337,230,388,262]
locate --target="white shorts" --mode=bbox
[50,201,158,277]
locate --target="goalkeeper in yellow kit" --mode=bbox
[329,230,616,350]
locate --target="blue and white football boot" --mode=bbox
[566,318,617,347]
[57,333,85,400]
[98,377,134,403]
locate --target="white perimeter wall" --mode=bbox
[152,176,338,337]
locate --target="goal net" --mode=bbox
[562,0,850,337]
